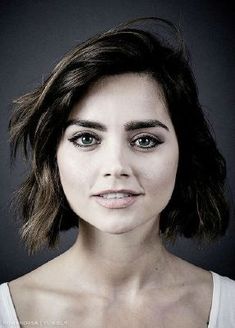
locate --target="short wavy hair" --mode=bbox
[9,17,229,254]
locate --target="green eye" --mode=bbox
[136,137,152,147]
[69,133,163,150]
[132,135,163,149]
[69,133,100,147]
[80,135,94,145]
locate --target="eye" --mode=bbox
[131,134,163,149]
[68,132,101,148]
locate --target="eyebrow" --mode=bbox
[65,119,169,132]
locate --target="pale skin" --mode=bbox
[9,73,213,327]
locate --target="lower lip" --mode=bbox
[93,195,140,209]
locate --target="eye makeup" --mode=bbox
[68,131,164,150]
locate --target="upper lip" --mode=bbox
[93,189,143,196]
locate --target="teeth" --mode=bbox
[100,193,132,199]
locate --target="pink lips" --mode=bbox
[93,195,139,209]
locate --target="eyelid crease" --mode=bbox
[68,130,100,139]
[68,132,163,150]
[68,128,163,137]
[68,131,162,141]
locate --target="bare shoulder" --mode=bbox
[8,251,71,322]
[179,255,211,277]
[170,255,213,313]
[145,254,213,327]
[172,254,212,292]
[9,252,65,290]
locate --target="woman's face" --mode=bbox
[57,73,179,234]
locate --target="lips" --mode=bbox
[98,192,134,199]
[92,189,143,209]
[93,194,140,209]
[93,189,141,197]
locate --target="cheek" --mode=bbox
[57,145,93,188]
[56,145,89,196]
[142,151,179,202]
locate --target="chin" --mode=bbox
[96,219,145,235]
[104,227,134,235]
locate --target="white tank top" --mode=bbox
[0,272,235,327]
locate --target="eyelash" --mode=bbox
[68,132,163,150]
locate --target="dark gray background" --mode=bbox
[0,0,234,283]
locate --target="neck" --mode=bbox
[65,218,175,297]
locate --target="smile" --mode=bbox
[93,193,141,209]
[99,192,133,199]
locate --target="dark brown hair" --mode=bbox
[9,17,229,254]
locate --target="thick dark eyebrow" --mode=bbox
[65,119,169,132]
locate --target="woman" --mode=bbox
[0,17,234,327]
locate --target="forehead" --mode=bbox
[69,73,170,125]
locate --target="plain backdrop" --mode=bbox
[0,0,235,283]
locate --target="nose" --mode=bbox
[101,144,132,178]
